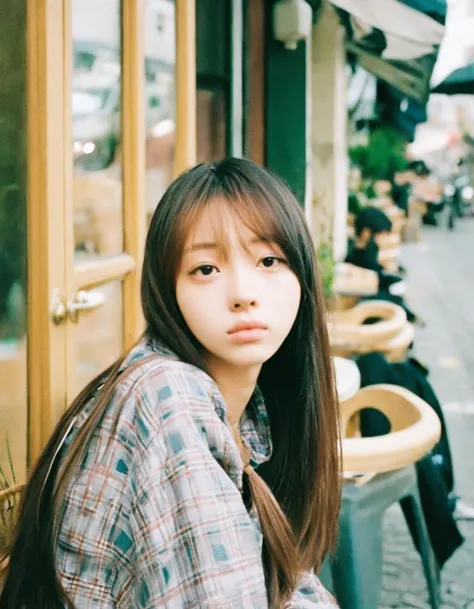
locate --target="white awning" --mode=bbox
[331,0,444,59]
[331,0,446,102]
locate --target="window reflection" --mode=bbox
[75,281,123,394]
[196,0,230,162]
[197,87,228,162]
[0,0,27,482]
[145,0,176,221]
[72,0,123,259]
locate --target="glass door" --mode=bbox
[13,0,193,468]
[68,0,130,395]
[24,0,148,466]
[62,0,147,402]
[66,0,179,397]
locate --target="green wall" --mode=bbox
[265,27,308,208]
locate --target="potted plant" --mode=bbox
[349,127,409,188]
[317,240,335,310]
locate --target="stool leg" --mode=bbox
[331,507,383,609]
[404,491,441,609]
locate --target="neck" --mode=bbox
[205,356,261,431]
[356,234,370,249]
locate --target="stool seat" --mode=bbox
[325,465,440,609]
[329,301,407,352]
[328,301,413,362]
[341,384,441,474]
[333,263,378,298]
[323,385,442,609]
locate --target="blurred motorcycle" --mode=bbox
[443,177,474,230]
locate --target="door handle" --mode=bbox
[67,290,105,323]
[51,289,105,325]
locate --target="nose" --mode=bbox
[231,296,258,311]
[228,267,259,312]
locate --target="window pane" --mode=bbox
[196,0,230,162]
[72,0,123,260]
[75,281,123,395]
[145,0,176,221]
[0,0,27,482]
[197,87,228,162]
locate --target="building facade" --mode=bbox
[0,0,324,479]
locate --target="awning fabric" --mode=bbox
[400,0,447,25]
[331,0,446,103]
[431,63,474,95]
[377,81,428,142]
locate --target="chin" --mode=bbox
[223,343,277,367]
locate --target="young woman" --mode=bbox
[0,158,341,608]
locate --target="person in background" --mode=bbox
[391,168,414,217]
[345,207,422,325]
[346,207,392,274]
[0,159,340,609]
[409,160,445,227]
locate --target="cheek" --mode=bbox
[272,273,301,325]
[288,276,302,320]
[175,279,194,328]
[175,280,216,335]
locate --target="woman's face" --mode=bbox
[176,202,301,371]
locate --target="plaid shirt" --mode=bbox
[56,338,337,608]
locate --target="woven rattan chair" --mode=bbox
[0,483,25,569]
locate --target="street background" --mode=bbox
[381,217,474,609]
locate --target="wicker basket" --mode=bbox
[0,483,25,556]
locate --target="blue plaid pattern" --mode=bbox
[56,337,337,607]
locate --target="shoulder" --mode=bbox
[116,357,226,453]
[125,356,213,401]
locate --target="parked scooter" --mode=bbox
[443,175,474,230]
[453,173,474,216]
[442,183,457,230]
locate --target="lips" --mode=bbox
[227,320,267,334]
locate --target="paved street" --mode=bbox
[380,214,474,609]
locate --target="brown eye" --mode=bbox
[260,256,284,268]
[191,265,217,276]
[200,265,214,275]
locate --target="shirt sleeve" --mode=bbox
[286,572,339,608]
[129,365,268,609]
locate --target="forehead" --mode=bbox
[183,200,260,249]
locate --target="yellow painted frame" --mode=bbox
[175,0,197,176]
[27,0,69,464]
[122,0,147,349]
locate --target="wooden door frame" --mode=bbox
[175,0,196,175]
[26,0,197,466]
[27,0,69,464]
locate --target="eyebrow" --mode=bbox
[184,242,216,253]
[184,237,270,254]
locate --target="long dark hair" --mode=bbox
[0,158,341,608]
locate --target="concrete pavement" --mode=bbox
[379,216,474,608]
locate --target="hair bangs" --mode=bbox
[171,169,296,275]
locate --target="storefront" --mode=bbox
[0,0,314,481]
[0,0,263,482]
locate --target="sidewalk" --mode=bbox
[380,217,474,608]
